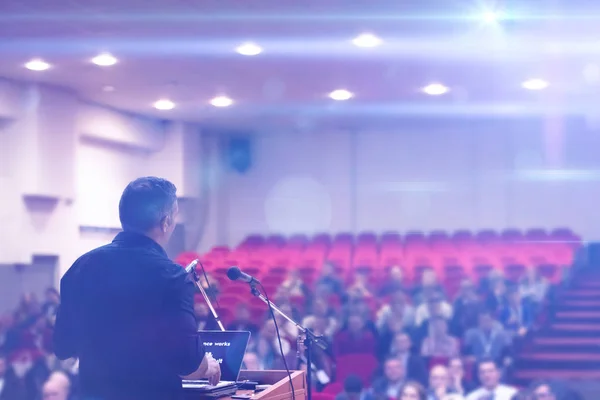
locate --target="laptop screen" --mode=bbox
[198,330,251,382]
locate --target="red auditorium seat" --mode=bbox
[335,354,378,385]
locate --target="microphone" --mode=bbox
[227,266,260,285]
[185,259,198,274]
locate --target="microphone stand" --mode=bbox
[189,262,225,331]
[249,284,326,400]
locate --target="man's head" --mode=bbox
[393,332,412,354]
[343,375,363,400]
[347,314,365,334]
[242,352,259,370]
[45,288,60,304]
[119,177,178,247]
[429,365,449,391]
[507,286,521,306]
[478,310,495,332]
[530,381,556,400]
[42,371,71,400]
[477,358,500,390]
[234,303,250,322]
[193,302,208,319]
[383,358,406,383]
[426,292,444,316]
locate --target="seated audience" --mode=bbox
[465,358,517,400]
[421,317,459,359]
[364,358,407,400]
[387,332,428,385]
[415,291,453,328]
[227,303,260,335]
[519,267,548,311]
[378,266,409,298]
[485,278,508,318]
[377,317,406,361]
[272,303,300,342]
[413,269,446,305]
[447,357,476,396]
[348,270,375,299]
[428,365,451,400]
[41,288,61,321]
[528,381,555,400]
[450,279,481,337]
[255,320,294,370]
[334,314,376,356]
[376,291,416,331]
[242,352,260,370]
[302,298,339,338]
[315,263,345,298]
[399,381,428,400]
[279,269,310,298]
[335,375,366,400]
[463,311,511,366]
[499,287,534,337]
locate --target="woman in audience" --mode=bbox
[415,291,453,329]
[447,357,476,396]
[421,317,460,359]
[413,269,445,305]
[485,278,508,317]
[302,298,339,339]
[315,263,345,298]
[376,290,415,331]
[450,279,481,337]
[427,365,451,400]
[399,381,428,400]
[348,270,375,299]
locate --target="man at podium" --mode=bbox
[54,177,221,400]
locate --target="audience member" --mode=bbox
[365,358,407,400]
[41,288,60,321]
[499,287,534,337]
[280,270,310,298]
[463,311,511,366]
[193,302,219,331]
[428,365,451,400]
[302,298,339,338]
[378,266,409,298]
[41,371,71,400]
[376,291,415,331]
[465,358,517,400]
[519,267,548,307]
[528,381,555,400]
[450,279,481,337]
[334,315,376,356]
[242,352,260,370]
[485,279,508,318]
[387,332,428,385]
[421,317,459,359]
[348,270,375,299]
[315,263,345,298]
[415,291,453,328]
[413,269,445,305]
[447,357,475,396]
[0,353,25,400]
[335,375,365,400]
[399,381,428,400]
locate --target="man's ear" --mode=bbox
[162,215,172,233]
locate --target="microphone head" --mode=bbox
[227,266,242,281]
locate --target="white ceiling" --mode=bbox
[2,0,600,129]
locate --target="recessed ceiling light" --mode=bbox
[329,89,354,101]
[25,59,51,71]
[422,83,449,96]
[153,99,175,110]
[210,96,234,107]
[522,79,549,90]
[352,33,382,48]
[236,42,263,56]
[92,53,118,66]
[482,11,501,23]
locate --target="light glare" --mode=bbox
[422,83,449,96]
[153,99,175,110]
[92,53,118,66]
[522,79,549,90]
[210,96,234,107]
[25,59,51,71]
[236,42,263,56]
[352,33,382,48]
[329,89,354,101]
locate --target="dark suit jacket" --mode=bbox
[54,231,205,400]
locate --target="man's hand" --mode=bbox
[203,354,221,386]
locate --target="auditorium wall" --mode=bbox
[206,117,600,249]
[0,79,204,294]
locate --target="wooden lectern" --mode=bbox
[237,370,307,400]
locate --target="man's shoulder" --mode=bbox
[498,384,518,395]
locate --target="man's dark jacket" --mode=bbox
[54,231,204,399]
